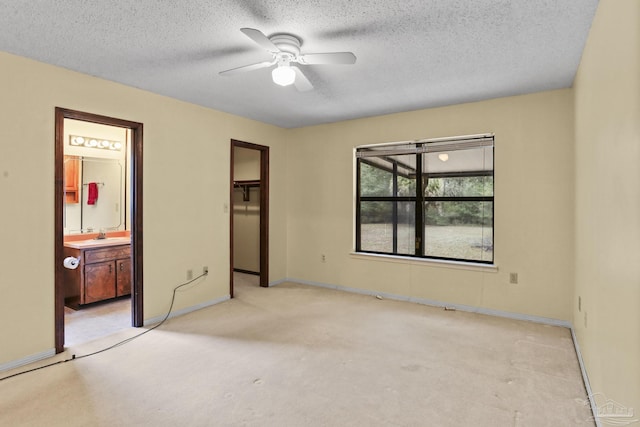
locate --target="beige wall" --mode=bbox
[287,89,575,321]
[233,146,260,181]
[233,188,261,272]
[0,51,288,366]
[574,0,640,416]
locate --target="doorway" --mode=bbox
[230,139,269,297]
[54,108,143,353]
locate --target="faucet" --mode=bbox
[96,229,107,240]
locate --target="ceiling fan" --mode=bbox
[219,28,357,91]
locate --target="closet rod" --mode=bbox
[233,180,260,188]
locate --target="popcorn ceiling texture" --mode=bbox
[0,0,598,128]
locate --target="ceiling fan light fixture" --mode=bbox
[272,65,295,86]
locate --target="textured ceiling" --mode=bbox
[0,1,598,128]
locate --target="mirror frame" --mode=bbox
[64,156,126,234]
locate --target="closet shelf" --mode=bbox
[234,180,260,201]
[233,180,260,188]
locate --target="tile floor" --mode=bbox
[64,297,131,347]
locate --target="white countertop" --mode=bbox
[64,237,131,249]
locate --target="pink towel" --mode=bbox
[87,182,98,205]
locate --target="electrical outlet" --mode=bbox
[203,266,209,275]
[509,272,518,284]
[187,269,193,280]
[321,254,326,263]
[578,296,581,312]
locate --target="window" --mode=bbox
[356,134,494,264]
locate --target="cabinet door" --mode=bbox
[64,156,79,204]
[84,262,116,304]
[116,258,132,297]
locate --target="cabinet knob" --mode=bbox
[120,263,123,272]
[109,264,112,274]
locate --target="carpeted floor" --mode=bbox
[1,274,594,426]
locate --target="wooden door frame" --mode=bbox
[230,139,269,297]
[54,107,144,353]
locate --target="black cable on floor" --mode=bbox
[0,272,208,382]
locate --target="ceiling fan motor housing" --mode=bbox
[269,34,301,57]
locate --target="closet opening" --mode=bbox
[230,140,269,297]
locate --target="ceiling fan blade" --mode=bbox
[291,66,313,92]
[240,28,280,53]
[298,52,357,65]
[219,60,275,76]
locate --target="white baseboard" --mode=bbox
[284,277,572,328]
[144,295,230,326]
[0,348,56,373]
[571,328,602,427]
[268,278,288,287]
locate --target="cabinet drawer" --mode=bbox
[84,245,131,264]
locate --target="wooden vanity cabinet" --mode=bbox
[116,258,132,296]
[84,261,116,303]
[64,243,132,309]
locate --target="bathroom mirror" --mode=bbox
[64,156,127,235]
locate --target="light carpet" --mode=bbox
[1,275,594,426]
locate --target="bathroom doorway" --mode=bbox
[54,108,143,353]
[230,139,269,297]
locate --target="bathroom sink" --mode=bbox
[64,237,131,248]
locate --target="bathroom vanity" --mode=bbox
[63,237,131,309]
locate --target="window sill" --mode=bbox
[349,252,498,273]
